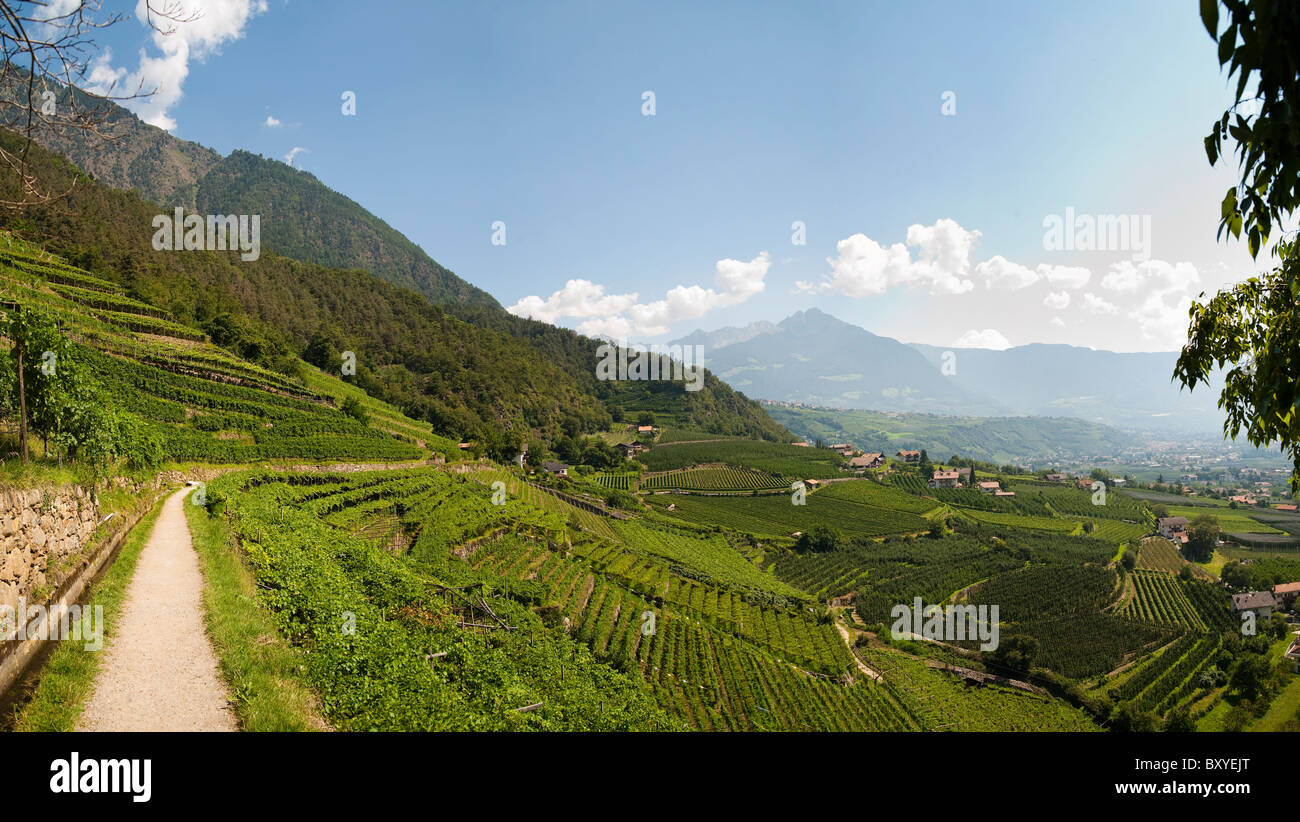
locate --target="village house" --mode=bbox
[995,489,1017,497]
[954,467,973,485]
[541,461,569,478]
[1276,503,1298,513]
[616,441,646,459]
[791,441,812,448]
[977,481,1001,494]
[1044,473,1069,483]
[635,424,658,437]
[829,443,855,457]
[804,478,822,490]
[928,470,960,489]
[896,450,921,464]
[848,452,886,471]
[1231,590,1277,620]
[1273,581,1300,610]
[1157,516,1189,544]
[1286,633,1300,673]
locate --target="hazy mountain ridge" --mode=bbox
[676,308,1225,433]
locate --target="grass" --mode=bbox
[184,491,328,731]
[1250,670,1300,731]
[11,493,167,731]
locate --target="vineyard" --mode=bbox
[0,242,436,465]
[641,465,788,492]
[645,491,931,541]
[639,439,845,478]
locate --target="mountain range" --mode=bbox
[673,308,1226,434]
[0,87,789,445]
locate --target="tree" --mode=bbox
[340,395,369,426]
[1152,503,1170,519]
[1164,708,1196,733]
[0,1,196,207]
[794,525,841,553]
[1121,549,1137,570]
[985,634,1038,673]
[0,305,62,462]
[1229,654,1271,701]
[1185,515,1220,563]
[636,411,656,427]
[1176,1,1300,495]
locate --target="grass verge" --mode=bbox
[184,494,328,731]
[12,494,167,731]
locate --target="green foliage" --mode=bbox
[1178,1,1300,494]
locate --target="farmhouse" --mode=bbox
[928,470,960,489]
[541,461,569,477]
[635,425,658,436]
[616,441,645,459]
[1286,633,1300,673]
[1273,581,1300,609]
[995,490,1017,497]
[896,450,921,464]
[1231,590,1277,620]
[848,452,886,471]
[1157,516,1190,543]
[791,441,812,448]
[1276,504,1298,512]
[977,481,1001,494]
[1045,473,1069,483]
[829,443,855,456]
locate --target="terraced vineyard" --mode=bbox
[1118,570,1208,631]
[0,238,432,465]
[645,490,931,540]
[639,439,845,478]
[203,465,929,730]
[590,472,638,491]
[641,465,788,492]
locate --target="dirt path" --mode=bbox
[78,487,237,732]
[835,621,882,682]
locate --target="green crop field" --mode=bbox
[645,490,931,540]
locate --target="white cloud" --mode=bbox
[816,220,1088,298]
[1082,293,1118,315]
[818,219,978,297]
[86,0,269,131]
[508,252,771,337]
[284,146,306,166]
[1043,290,1071,310]
[976,255,1039,290]
[953,328,1011,350]
[1101,260,1199,295]
[1050,316,1066,328]
[1038,264,1091,289]
[264,115,281,127]
[1092,260,1201,347]
[506,279,638,325]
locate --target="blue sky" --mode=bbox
[90,0,1260,352]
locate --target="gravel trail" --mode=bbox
[78,487,237,732]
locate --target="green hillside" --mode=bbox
[0,128,782,449]
[764,403,1137,464]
